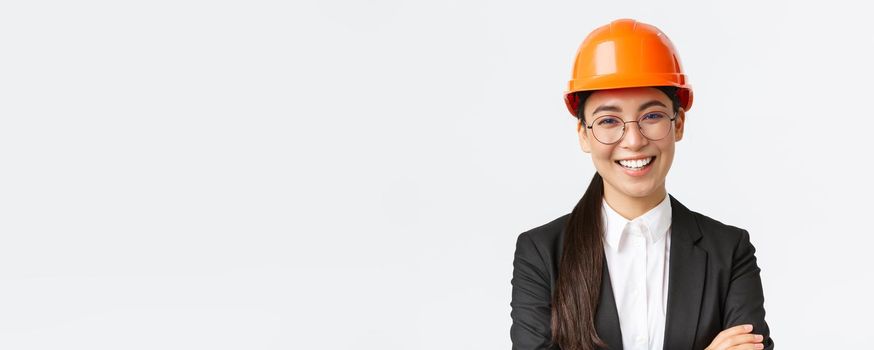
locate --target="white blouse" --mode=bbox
[601,194,672,350]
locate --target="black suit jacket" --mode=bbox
[510,195,773,349]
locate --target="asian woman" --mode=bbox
[510,19,773,350]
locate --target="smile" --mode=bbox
[613,156,656,177]
[615,156,655,170]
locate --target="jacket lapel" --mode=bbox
[595,258,623,349]
[663,195,708,349]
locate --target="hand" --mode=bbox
[704,324,764,350]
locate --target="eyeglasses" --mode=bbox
[584,111,678,145]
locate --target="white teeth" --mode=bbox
[618,157,653,169]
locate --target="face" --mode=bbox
[576,87,686,206]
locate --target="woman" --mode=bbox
[510,19,773,350]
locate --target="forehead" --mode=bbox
[584,87,670,114]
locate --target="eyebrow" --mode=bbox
[591,100,668,115]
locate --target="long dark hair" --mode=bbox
[550,86,679,350]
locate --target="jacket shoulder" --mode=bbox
[518,213,570,246]
[513,213,570,284]
[686,208,750,248]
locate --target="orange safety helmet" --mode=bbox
[564,18,693,117]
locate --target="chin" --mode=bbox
[621,186,658,198]
[607,176,660,199]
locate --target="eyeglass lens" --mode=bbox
[591,112,673,144]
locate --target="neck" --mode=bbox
[602,184,667,220]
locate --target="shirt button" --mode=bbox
[636,336,646,344]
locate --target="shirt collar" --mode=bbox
[601,193,672,251]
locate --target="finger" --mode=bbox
[711,324,754,345]
[724,334,763,348]
[727,343,765,350]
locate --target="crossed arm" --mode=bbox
[510,229,774,350]
[709,229,774,350]
[510,232,558,350]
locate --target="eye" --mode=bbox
[642,112,666,121]
[596,116,622,127]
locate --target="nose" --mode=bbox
[620,122,648,150]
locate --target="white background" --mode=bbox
[1,0,872,349]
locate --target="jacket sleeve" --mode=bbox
[510,232,559,350]
[722,229,775,349]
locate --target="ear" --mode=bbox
[673,108,686,142]
[577,119,592,153]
